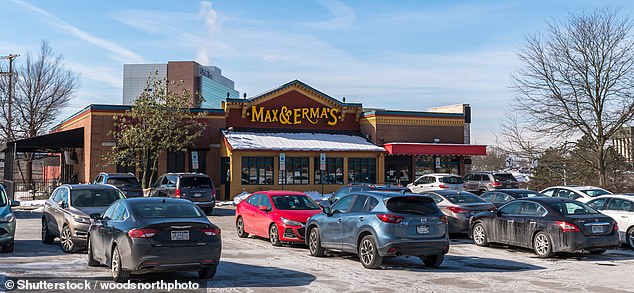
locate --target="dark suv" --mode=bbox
[463,172,519,194]
[150,173,216,215]
[93,173,143,198]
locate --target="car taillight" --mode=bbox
[212,187,216,199]
[128,228,159,238]
[439,215,448,224]
[556,221,580,232]
[377,214,404,223]
[491,182,502,187]
[202,228,221,236]
[175,189,181,198]
[613,222,619,232]
[438,184,449,189]
[446,206,468,214]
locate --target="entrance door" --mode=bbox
[385,155,412,185]
[221,157,231,200]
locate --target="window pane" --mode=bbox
[314,157,344,184]
[347,158,376,184]
[279,157,309,185]
[242,157,274,185]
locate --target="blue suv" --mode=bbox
[0,184,20,252]
[306,192,449,269]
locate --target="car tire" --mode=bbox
[589,249,606,255]
[87,238,100,267]
[41,219,54,244]
[421,254,444,268]
[2,241,14,253]
[204,207,214,216]
[627,227,634,249]
[236,217,248,238]
[60,225,77,253]
[308,227,325,257]
[533,231,554,258]
[472,223,489,247]
[269,224,282,247]
[198,264,217,279]
[358,235,383,269]
[111,246,130,283]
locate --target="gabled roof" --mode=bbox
[226,80,362,107]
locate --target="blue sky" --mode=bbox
[1,0,633,144]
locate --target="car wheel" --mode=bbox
[589,249,606,255]
[1,241,14,253]
[236,217,248,238]
[533,231,554,258]
[627,227,634,249]
[204,207,214,216]
[472,223,489,247]
[198,264,217,279]
[269,224,282,247]
[308,227,325,257]
[421,254,444,268]
[358,235,383,269]
[60,225,77,253]
[41,219,54,244]
[111,246,130,283]
[87,238,100,267]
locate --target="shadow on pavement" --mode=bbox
[205,261,316,288]
[3,240,68,257]
[209,207,235,217]
[13,210,43,219]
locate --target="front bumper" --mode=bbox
[278,223,306,243]
[552,231,620,253]
[378,238,450,257]
[125,237,222,273]
[71,222,91,248]
[0,221,16,245]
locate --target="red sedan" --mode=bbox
[235,191,322,246]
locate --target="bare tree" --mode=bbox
[0,40,79,183]
[512,9,634,186]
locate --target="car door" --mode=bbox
[516,202,548,248]
[241,194,262,233]
[53,188,70,233]
[255,195,273,236]
[110,202,130,247]
[340,195,370,252]
[44,188,62,234]
[320,195,356,250]
[604,198,633,233]
[99,202,119,255]
[494,201,524,244]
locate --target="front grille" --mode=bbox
[297,227,306,238]
[284,228,296,238]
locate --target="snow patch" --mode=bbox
[233,191,252,205]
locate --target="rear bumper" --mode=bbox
[378,238,449,257]
[126,237,222,272]
[447,217,470,233]
[192,201,215,209]
[552,232,620,253]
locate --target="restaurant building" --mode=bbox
[2,80,485,200]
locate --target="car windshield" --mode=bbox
[444,193,486,204]
[547,201,599,215]
[131,201,204,218]
[439,177,464,184]
[106,177,140,187]
[386,196,441,215]
[580,189,610,197]
[71,189,125,207]
[272,195,321,210]
[0,188,7,206]
[493,174,517,182]
[180,177,213,189]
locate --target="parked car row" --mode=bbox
[407,171,520,194]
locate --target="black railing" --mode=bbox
[12,179,59,201]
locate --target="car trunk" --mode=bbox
[566,215,614,236]
[459,203,496,216]
[143,220,212,247]
[180,188,214,202]
[493,174,519,189]
[386,196,446,239]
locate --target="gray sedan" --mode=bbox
[418,190,496,234]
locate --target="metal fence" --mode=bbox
[11,179,58,201]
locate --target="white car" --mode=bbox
[540,185,612,203]
[408,173,464,193]
[586,194,634,248]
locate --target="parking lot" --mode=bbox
[1,207,634,292]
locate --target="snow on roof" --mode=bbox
[222,131,386,152]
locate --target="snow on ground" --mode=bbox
[16,200,46,206]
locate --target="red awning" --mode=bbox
[383,143,487,156]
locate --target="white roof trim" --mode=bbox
[223,131,385,152]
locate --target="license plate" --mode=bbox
[591,225,603,233]
[416,225,430,234]
[194,193,202,198]
[171,230,190,240]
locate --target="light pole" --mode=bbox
[1,54,20,141]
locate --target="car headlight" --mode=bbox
[0,213,14,223]
[280,217,303,226]
[73,216,91,224]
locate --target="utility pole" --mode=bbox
[1,54,19,141]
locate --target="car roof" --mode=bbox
[422,190,477,196]
[542,185,609,192]
[123,197,192,204]
[61,184,119,190]
[490,189,541,194]
[351,191,431,199]
[99,172,135,177]
[163,172,209,177]
[589,194,634,201]
[521,196,579,203]
[422,173,460,177]
[255,190,308,197]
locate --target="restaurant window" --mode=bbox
[348,158,376,184]
[241,157,274,185]
[314,157,344,185]
[279,157,309,185]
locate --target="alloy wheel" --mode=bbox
[309,230,318,254]
[60,227,74,253]
[360,239,374,265]
[236,218,245,237]
[269,224,281,246]
[473,225,486,245]
[628,228,634,249]
[112,249,120,278]
[534,233,550,255]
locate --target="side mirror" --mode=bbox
[90,213,102,220]
[58,200,67,209]
[323,207,332,216]
[258,205,270,212]
[10,200,20,207]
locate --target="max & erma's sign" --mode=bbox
[250,106,340,125]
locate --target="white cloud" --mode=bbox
[305,0,355,29]
[10,0,144,63]
[65,61,122,89]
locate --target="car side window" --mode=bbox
[364,197,379,211]
[60,188,69,206]
[112,202,128,221]
[500,194,514,202]
[587,198,609,210]
[480,175,490,182]
[350,195,368,212]
[51,189,62,202]
[332,195,356,214]
[246,194,261,206]
[606,198,632,212]
[167,176,178,187]
[481,192,495,202]
[103,203,118,221]
[520,202,547,217]
[464,174,472,181]
[423,193,443,204]
[260,195,272,210]
[500,201,523,215]
[541,189,555,197]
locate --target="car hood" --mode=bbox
[70,206,109,217]
[0,204,10,217]
[276,209,322,223]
